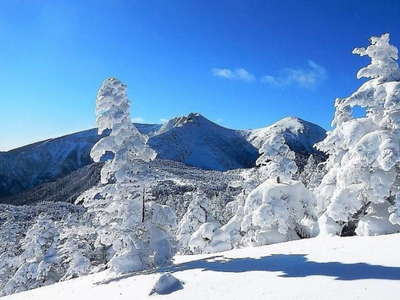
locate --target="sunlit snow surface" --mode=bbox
[4,234,400,300]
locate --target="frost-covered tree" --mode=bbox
[195,177,318,253]
[177,185,247,254]
[219,132,317,247]
[191,169,265,254]
[240,178,317,246]
[2,214,61,296]
[78,78,175,274]
[316,33,400,236]
[188,222,224,254]
[176,190,212,253]
[58,217,93,281]
[0,203,92,297]
[90,77,156,184]
[299,154,327,191]
[188,157,317,254]
[145,202,177,266]
[257,133,298,182]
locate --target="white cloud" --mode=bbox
[261,60,327,88]
[212,68,255,82]
[212,68,234,79]
[235,68,256,81]
[132,117,145,123]
[160,118,169,124]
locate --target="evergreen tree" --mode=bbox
[78,78,175,274]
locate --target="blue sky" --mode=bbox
[1,0,400,150]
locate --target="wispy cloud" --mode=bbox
[261,60,327,88]
[132,117,145,123]
[212,68,255,82]
[160,118,169,124]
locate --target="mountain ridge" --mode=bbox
[0,113,326,199]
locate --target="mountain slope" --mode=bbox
[0,162,103,205]
[4,234,400,300]
[0,129,104,197]
[0,125,159,198]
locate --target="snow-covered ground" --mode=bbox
[4,234,400,300]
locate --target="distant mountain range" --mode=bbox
[0,113,326,199]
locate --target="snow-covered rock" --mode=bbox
[149,273,183,295]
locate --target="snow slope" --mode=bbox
[4,234,400,300]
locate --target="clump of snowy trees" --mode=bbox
[1,214,61,295]
[185,33,400,254]
[190,130,317,253]
[0,203,91,297]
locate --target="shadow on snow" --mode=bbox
[96,254,400,285]
[168,254,400,281]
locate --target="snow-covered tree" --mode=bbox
[299,154,327,191]
[187,158,317,253]
[190,169,265,254]
[2,214,61,296]
[145,202,177,266]
[176,190,210,253]
[240,178,317,246]
[90,77,156,184]
[316,33,400,236]
[188,222,225,254]
[0,203,92,297]
[257,133,298,182]
[58,216,93,281]
[78,78,175,274]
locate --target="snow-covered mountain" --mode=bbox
[149,113,258,171]
[243,116,327,154]
[0,114,326,199]
[4,234,400,300]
